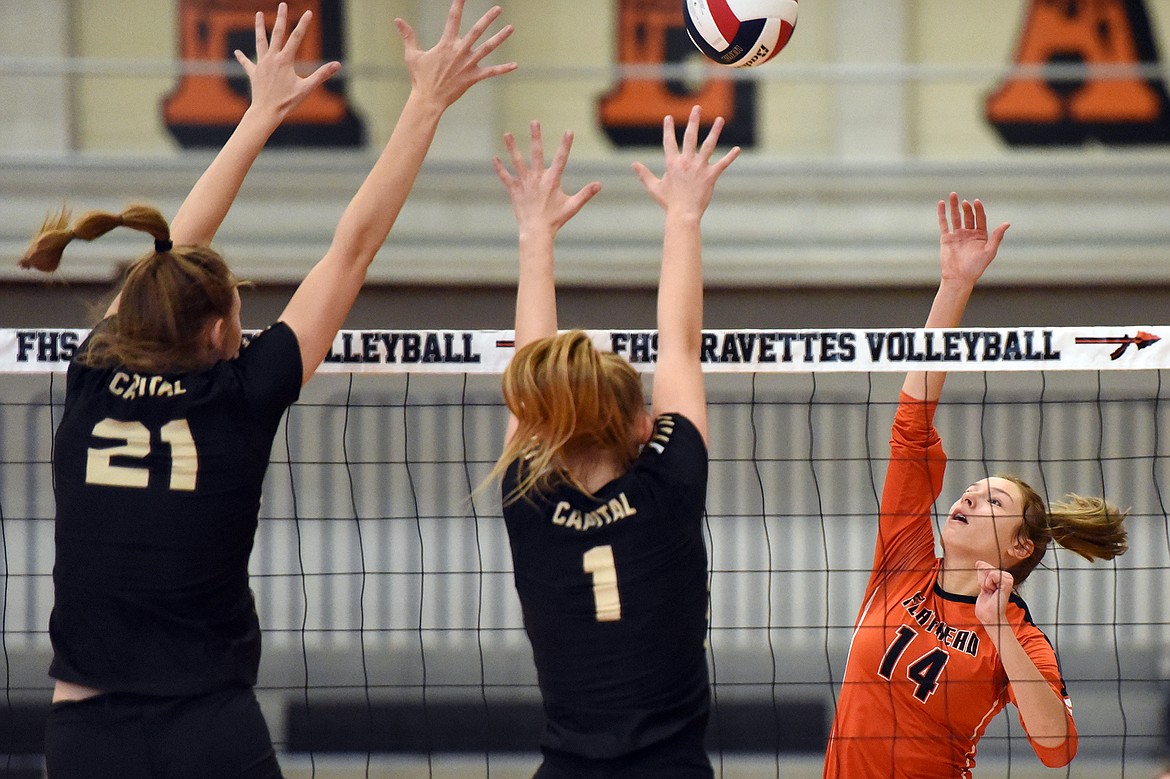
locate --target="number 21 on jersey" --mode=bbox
[86,418,199,491]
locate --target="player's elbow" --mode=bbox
[329,218,388,271]
[324,238,379,279]
[1035,736,1077,768]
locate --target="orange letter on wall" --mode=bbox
[164,0,363,148]
[598,0,757,147]
[986,0,1170,145]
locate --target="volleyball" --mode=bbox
[683,0,798,68]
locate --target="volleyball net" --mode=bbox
[1,325,1168,774]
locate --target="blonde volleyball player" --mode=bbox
[488,106,738,777]
[824,194,1129,777]
[23,3,514,776]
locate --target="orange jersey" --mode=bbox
[824,394,1077,778]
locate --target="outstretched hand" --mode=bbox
[938,192,1010,287]
[493,121,602,239]
[234,2,341,120]
[397,0,517,112]
[633,105,741,218]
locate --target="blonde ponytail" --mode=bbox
[1003,476,1129,585]
[1045,493,1129,562]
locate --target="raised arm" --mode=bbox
[106,3,339,317]
[278,0,516,384]
[493,121,602,442]
[901,193,1010,402]
[633,106,740,444]
[170,3,339,247]
[494,122,601,350]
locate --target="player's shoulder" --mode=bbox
[644,412,705,455]
[500,457,562,526]
[627,414,709,516]
[228,322,303,407]
[1005,590,1062,648]
[237,322,299,362]
[1007,590,1037,625]
[501,451,550,496]
[1006,591,1057,648]
[633,412,708,491]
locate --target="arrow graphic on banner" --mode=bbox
[1074,331,1161,360]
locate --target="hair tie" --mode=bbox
[155,238,173,253]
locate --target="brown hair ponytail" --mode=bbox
[487,330,647,505]
[21,204,239,374]
[1004,476,1129,585]
[20,204,174,272]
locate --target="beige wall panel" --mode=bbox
[0,0,73,152]
[757,0,836,156]
[63,0,1170,158]
[910,0,1025,157]
[343,0,410,147]
[74,0,176,152]
[493,1,616,156]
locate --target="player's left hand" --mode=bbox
[396,0,517,112]
[494,121,602,238]
[634,105,740,220]
[974,559,1013,632]
[234,3,341,121]
[937,193,1009,287]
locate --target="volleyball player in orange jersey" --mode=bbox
[488,106,738,777]
[22,3,514,776]
[823,193,1129,777]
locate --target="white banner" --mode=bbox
[1,326,1167,374]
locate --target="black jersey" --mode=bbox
[502,413,711,760]
[49,321,301,697]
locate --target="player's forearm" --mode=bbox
[992,629,1073,749]
[329,92,445,267]
[902,279,976,400]
[923,278,976,330]
[657,212,704,360]
[170,104,285,247]
[514,230,558,348]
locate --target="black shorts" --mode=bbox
[44,685,281,779]
[534,718,714,779]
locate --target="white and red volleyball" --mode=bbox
[684,0,798,68]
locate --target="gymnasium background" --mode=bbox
[2,0,1170,775]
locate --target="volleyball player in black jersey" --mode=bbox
[488,106,739,778]
[21,3,514,776]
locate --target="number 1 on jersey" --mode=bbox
[583,545,622,622]
[160,419,197,491]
